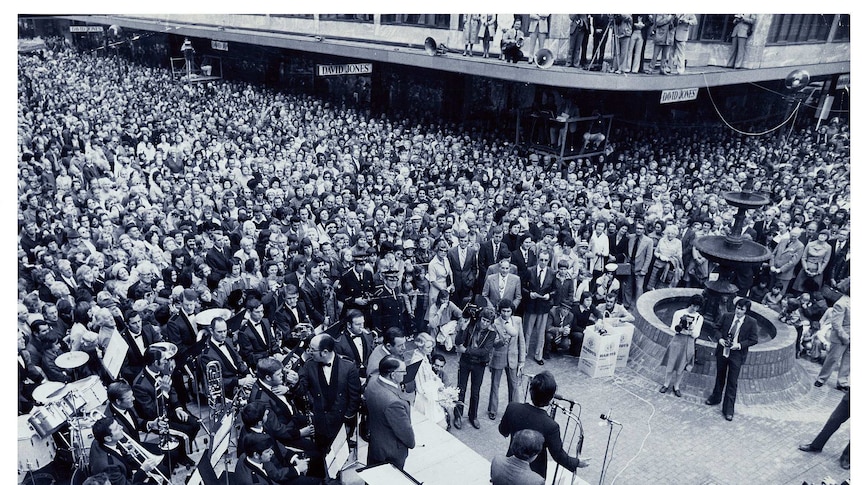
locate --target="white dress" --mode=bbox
[408,351,447,427]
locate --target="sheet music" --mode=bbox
[101,328,128,379]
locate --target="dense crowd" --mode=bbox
[17,44,849,483]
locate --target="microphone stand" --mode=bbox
[599,416,620,485]
[550,400,583,485]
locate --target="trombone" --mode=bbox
[90,410,171,485]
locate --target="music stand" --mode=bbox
[357,462,423,485]
[186,449,227,485]
[326,424,352,477]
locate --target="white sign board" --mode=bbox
[70,26,105,33]
[660,88,699,104]
[317,63,373,76]
[211,40,228,51]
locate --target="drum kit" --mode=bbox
[18,351,108,483]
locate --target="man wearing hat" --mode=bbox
[593,263,621,303]
[545,302,576,355]
[337,248,375,321]
[370,268,407,333]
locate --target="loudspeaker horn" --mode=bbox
[785,69,810,92]
[424,37,448,56]
[535,48,555,69]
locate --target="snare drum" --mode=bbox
[28,405,67,438]
[65,376,107,412]
[18,415,57,475]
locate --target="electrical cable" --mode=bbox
[608,378,656,485]
[702,73,801,136]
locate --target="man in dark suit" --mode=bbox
[705,298,759,421]
[246,357,320,472]
[300,262,328,328]
[825,227,850,289]
[270,284,310,347]
[447,230,479,306]
[165,288,199,356]
[498,371,589,478]
[511,235,538,286]
[89,416,160,485]
[237,403,320,485]
[477,226,508,293]
[237,298,279,372]
[200,317,254,398]
[364,356,415,470]
[233,432,277,485]
[336,249,375,320]
[205,229,233,282]
[334,309,375,379]
[369,268,407,333]
[522,249,557,364]
[298,334,362,456]
[120,310,161,384]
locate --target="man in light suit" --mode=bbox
[487,298,526,420]
[522,249,557,364]
[364,356,415,470]
[770,227,805,296]
[482,258,522,310]
[447,230,479,307]
[705,298,759,421]
[727,14,756,68]
[490,429,545,485]
[815,294,850,390]
[625,222,654,308]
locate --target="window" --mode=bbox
[319,14,373,22]
[833,14,850,41]
[270,14,314,20]
[380,14,451,29]
[768,14,835,44]
[697,15,733,42]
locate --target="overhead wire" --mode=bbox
[702,73,800,137]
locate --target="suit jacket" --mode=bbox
[120,324,160,383]
[165,310,197,356]
[271,303,310,345]
[298,354,362,447]
[499,402,581,478]
[770,238,804,280]
[714,312,758,365]
[447,246,478,292]
[201,338,249,397]
[89,441,139,485]
[237,318,278,371]
[105,403,148,443]
[523,265,557,314]
[300,278,327,326]
[825,238,850,284]
[627,234,654,276]
[205,246,233,281]
[334,331,375,377]
[477,240,508,287]
[132,368,182,422]
[247,380,310,446]
[489,316,526,370]
[233,456,275,485]
[364,375,415,469]
[336,267,375,315]
[511,248,538,283]
[482,272,522,309]
[490,455,544,485]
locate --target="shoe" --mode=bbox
[178,456,196,469]
[659,386,668,394]
[673,389,682,397]
[445,414,451,431]
[470,418,481,429]
[453,414,462,429]
[840,455,851,470]
[836,384,850,391]
[724,414,733,421]
[488,411,496,420]
[535,358,545,366]
[798,444,821,453]
[814,381,824,387]
[704,398,720,406]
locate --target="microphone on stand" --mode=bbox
[554,393,579,405]
[599,412,621,425]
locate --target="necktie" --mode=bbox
[631,236,640,260]
[724,318,741,357]
[538,268,545,285]
[499,274,506,294]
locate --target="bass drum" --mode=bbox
[18,415,57,482]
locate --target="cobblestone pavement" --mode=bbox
[443,350,850,485]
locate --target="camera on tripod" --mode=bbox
[675,314,695,333]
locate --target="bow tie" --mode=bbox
[322,362,332,368]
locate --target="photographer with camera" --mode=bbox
[659,294,704,397]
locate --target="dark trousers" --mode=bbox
[811,390,850,460]
[709,352,742,416]
[456,361,487,420]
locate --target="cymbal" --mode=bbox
[32,381,67,403]
[55,351,90,369]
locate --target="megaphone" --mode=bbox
[424,37,448,56]
[785,69,810,92]
[535,48,555,69]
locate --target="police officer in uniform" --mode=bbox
[337,249,376,322]
[370,269,407,333]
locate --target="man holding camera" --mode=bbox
[705,298,758,421]
[660,294,704,397]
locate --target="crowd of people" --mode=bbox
[17,35,850,483]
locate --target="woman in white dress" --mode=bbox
[407,332,448,427]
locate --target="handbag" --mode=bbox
[615,263,632,276]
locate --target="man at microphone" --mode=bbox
[498,371,589,478]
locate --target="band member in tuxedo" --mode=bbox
[238,402,320,485]
[104,381,191,471]
[334,309,375,379]
[165,288,200,356]
[237,298,279,372]
[233,432,277,485]
[120,310,162,384]
[201,317,255,398]
[132,346,201,452]
[271,284,310,348]
[705,298,758,421]
[89,416,162,485]
[298,334,362,461]
[246,358,322,479]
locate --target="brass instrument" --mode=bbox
[154,375,180,451]
[206,360,226,424]
[90,410,170,485]
[231,366,255,413]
